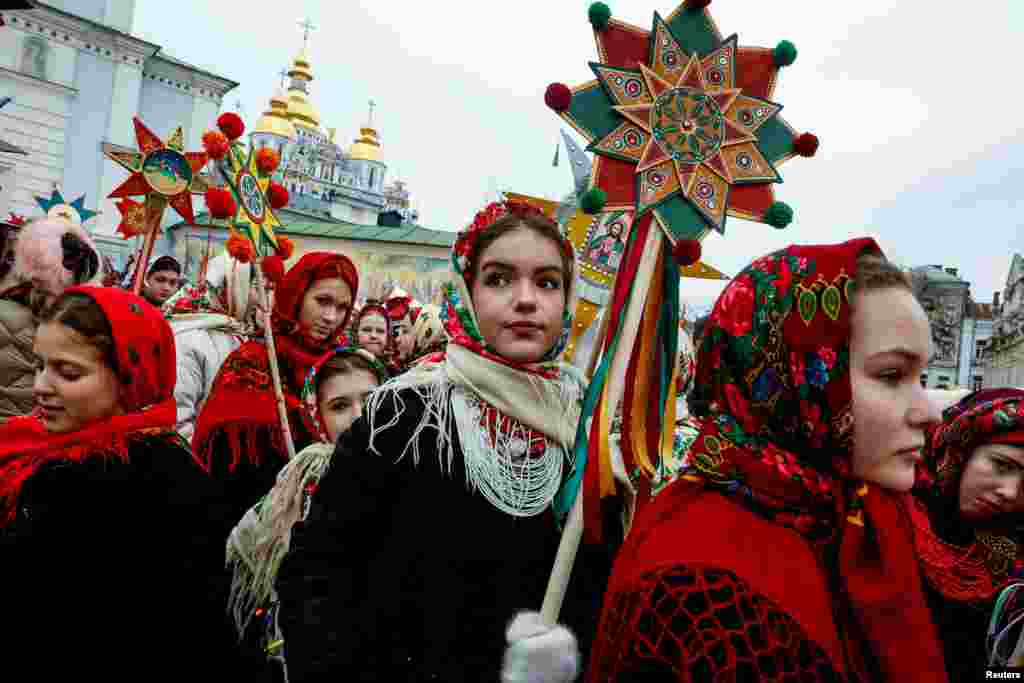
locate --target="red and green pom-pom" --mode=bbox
[544,83,572,112]
[580,187,607,214]
[588,2,611,31]
[204,187,236,220]
[765,201,794,228]
[226,232,255,263]
[217,112,245,141]
[673,239,702,266]
[255,147,281,174]
[794,133,819,157]
[684,0,711,10]
[266,182,289,210]
[201,130,230,160]
[260,255,285,287]
[773,40,797,67]
[275,235,295,260]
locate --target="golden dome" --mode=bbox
[348,126,381,162]
[253,89,297,140]
[285,48,322,131]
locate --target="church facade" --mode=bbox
[0,0,237,246]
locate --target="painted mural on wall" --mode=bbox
[345,250,451,305]
[921,292,964,364]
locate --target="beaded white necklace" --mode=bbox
[451,386,568,518]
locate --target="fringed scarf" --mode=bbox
[0,286,178,525]
[911,389,1024,603]
[364,200,585,518]
[225,344,389,638]
[191,252,359,471]
[616,239,947,682]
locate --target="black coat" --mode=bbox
[2,433,239,680]
[277,385,617,682]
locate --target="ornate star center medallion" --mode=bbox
[237,170,266,223]
[651,87,724,163]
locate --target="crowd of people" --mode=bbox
[0,208,1022,682]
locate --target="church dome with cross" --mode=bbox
[244,18,412,227]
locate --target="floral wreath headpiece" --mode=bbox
[452,200,572,284]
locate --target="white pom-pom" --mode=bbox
[502,611,580,683]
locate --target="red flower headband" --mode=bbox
[452,200,570,283]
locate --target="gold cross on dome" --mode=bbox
[298,18,317,48]
[368,99,376,126]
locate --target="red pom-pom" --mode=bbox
[266,182,289,210]
[201,130,230,160]
[544,83,573,112]
[275,235,295,260]
[226,233,255,264]
[794,132,820,157]
[260,255,285,287]
[256,147,280,175]
[217,112,245,141]
[684,0,711,9]
[673,238,702,266]
[204,187,237,220]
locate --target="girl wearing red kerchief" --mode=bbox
[909,389,1024,678]
[0,287,233,680]
[193,251,358,522]
[384,293,420,373]
[276,200,615,681]
[588,240,947,682]
[352,298,390,360]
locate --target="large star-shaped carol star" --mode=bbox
[215,140,282,256]
[552,4,815,241]
[104,118,209,231]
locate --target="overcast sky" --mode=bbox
[132,0,1023,307]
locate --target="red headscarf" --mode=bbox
[910,389,1024,602]
[0,286,177,524]
[192,252,359,470]
[607,239,946,681]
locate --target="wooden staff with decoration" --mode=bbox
[106,118,210,295]
[199,113,297,460]
[538,0,819,624]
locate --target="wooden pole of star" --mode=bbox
[129,197,167,295]
[253,262,296,461]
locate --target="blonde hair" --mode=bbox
[10,218,102,295]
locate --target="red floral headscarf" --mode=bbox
[910,389,1024,602]
[0,286,178,524]
[624,238,946,682]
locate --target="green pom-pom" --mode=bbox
[580,187,607,214]
[773,40,797,67]
[588,2,612,31]
[765,201,794,228]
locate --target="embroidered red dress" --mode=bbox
[192,252,358,521]
[587,240,948,682]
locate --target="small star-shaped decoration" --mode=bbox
[35,189,99,225]
[214,139,283,256]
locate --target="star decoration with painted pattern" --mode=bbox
[554,4,813,241]
[214,139,283,256]
[104,118,209,233]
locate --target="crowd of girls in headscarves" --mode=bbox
[6,208,1024,682]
